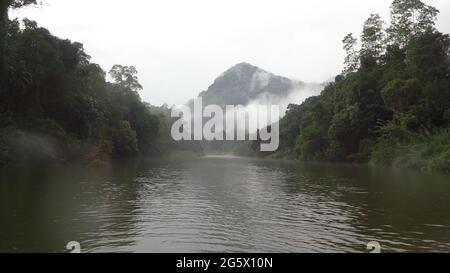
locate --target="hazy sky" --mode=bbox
[11,0,450,106]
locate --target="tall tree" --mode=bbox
[0,0,39,50]
[109,65,143,92]
[342,33,359,75]
[361,14,385,59]
[387,0,439,46]
[0,1,39,82]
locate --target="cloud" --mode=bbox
[11,0,450,106]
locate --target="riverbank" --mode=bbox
[233,136,450,175]
[0,127,204,169]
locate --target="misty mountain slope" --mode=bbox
[186,62,323,154]
[193,62,313,108]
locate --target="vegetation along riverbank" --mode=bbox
[1,0,449,174]
[237,0,450,174]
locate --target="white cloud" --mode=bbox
[11,0,450,106]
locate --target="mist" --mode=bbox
[12,0,450,106]
[225,82,324,133]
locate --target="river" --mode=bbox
[1,156,449,253]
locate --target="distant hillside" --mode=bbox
[190,62,315,108]
[185,62,323,154]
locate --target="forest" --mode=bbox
[0,0,202,168]
[264,0,450,173]
[1,0,449,173]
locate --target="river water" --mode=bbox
[1,156,449,253]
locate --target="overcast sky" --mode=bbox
[11,0,450,106]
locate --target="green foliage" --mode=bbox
[387,0,439,46]
[370,136,400,167]
[372,128,450,173]
[361,14,385,59]
[1,1,39,56]
[0,14,204,167]
[109,65,143,92]
[342,33,359,75]
[381,78,421,113]
[274,0,449,173]
[327,107,357,160]
[113,121,138,156]
[293,98,333,160]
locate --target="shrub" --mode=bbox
[113,121,138,156]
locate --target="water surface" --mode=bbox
[1,156,449,252]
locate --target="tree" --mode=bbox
[109,65,143,92]
[381,78,421,114]
[0,0,40,93]
[113,120,138,156]
[0,4,204,167]
[1,1,39,57]
[1,0,38,33]
[342,33,359,75]
[387,0,439,47]
[361,14,385,59]
[327,107,357,160]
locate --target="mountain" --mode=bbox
[192,62,310,108]
[185,62,324,154]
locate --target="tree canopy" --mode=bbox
[262,0,450,173]
[0,14,202,166]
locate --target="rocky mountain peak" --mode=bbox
[197,63,302,107]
